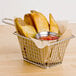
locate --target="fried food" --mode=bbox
[24,14,34,26]
[31,10,49,32]
[21,25,37,38]
[31,10,48,24]
[14,11,60,38]
[49,13,59,33]
[14,18,37,38]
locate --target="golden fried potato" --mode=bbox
[14,18,37,38]
[49,13,59,33]
[24,14,34,25]
[31,10,48,24]
[14,18,26,36]
[31,10,49,32]
[21,25,37,38]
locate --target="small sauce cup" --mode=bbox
[35,32,59,41]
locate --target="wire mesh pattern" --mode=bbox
[2,18,74,68]
[14,32,74,68]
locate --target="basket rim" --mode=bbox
[13,31,75,46]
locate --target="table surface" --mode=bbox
[0,23,76,76]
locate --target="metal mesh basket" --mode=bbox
[14,32,74,68]
[2,18,75,68]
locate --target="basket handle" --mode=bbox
[2,18,14,26]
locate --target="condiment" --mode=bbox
[39,35,59,40]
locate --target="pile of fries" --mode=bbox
[14,10,60,38]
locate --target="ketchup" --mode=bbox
[39,35,59,40]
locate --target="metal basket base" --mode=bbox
[23,58,62,69]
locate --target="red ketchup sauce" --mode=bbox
[39,35,59,40]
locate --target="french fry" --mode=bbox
[49,13,59,33]
[24,14,34,25]
[31,10,49,32]
[14,18,37,38]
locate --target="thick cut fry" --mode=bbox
[21,25,37,38]
[31,10,48,24]
[24,14,34,25]
[31,11,49,32]
[14,18,37,38]
[14,18,26,36]
[49,13,59,33]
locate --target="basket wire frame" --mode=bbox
[2,18,75,68]
[14,32,74,68]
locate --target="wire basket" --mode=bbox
[14,32,74,68]
[2,18,75,68]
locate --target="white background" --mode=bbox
[0,0,76,24]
